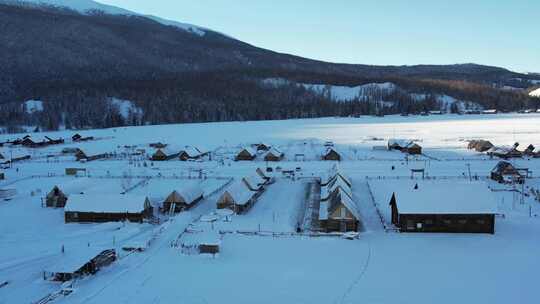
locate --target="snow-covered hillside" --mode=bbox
[529,88,540,97]
[2,0,206,36]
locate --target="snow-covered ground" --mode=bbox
[1,114,540,303]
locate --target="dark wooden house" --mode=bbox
[65,194,153,223]
[467,140,494,152]
[216,181,259,214]
[72,133,94,142]
[319,188,359,232]
[264,147,284,161]
[235,147,257,161]
[178,146,207,161]
[322,148,341,161]
[46,186,69,208]
[388,181,496,234]
[75,147,110,162]
[162,185,204,213]
[490,161,524,184]
[151,147,180,161]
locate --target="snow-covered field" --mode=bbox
[1,114,540,304]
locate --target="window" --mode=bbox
[406,220,415,230]
[443,219,452,225]
[416,223,423,229]
[73,212,78,218]
[458,219,467,225]
[476,219,486,225]
[340,207,347,218]
[425,219,433,225]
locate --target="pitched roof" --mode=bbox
[173,184,204,204]
[238,147,257,156]
[223,180,255,206]
[65,194,149,213]
[392,181,497,214]
[44,247,113,274]
[243,174,265,190]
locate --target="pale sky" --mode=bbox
[100,0,540,72]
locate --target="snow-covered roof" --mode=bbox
[388,138,412,147]
[223,181,255,206]
[338,191,360,220]
[243,174,265,190]
[181,231,221,246]
[181,146,204,157]
[76,145,112,156]
[54,178,94,196]
[154,146,181,156]
[322,176,352,199]
[174,184,204,204]
[65,194,149,213]
[392,181,497,214]
[265,147,283,157]
[238,146,256,156]
[44,247,113,274]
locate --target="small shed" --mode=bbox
[216,181,258,214]
[65,194,153,223]
[162,184,204,213]
[44,248,116,282]
[490,161,524,184]
[322,148,341,161]
[388,181,497,234]
[181,231,221,255]
[467,140,494,152]
[264,147,284,161]
[46,186,69,208]
[235,147,257,161]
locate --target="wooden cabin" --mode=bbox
[75,148,110,162]
[264,147,284,161]
[467,140,494,152]
[65,194,153,223]
[388,139,422,155]
[216,181,258,214]
[46,186,69,208]
[44,249,116,282]
[487,143,522,159]
[179,146,206,161]
[162,185,204,213]
[319,188,360,232]
[522,144,536,156]
[490,161,524,184]
[235,147,257,161]
[388,181,496,234]
[21,135,64,148]
[322,148,341,161]
[151,147,180,161]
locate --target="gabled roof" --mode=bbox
[243,174,265,190]
[391,181,497,214]
[154,146,181,156]
[388,138,413,148]
[324,147,341,156]
[44,247,113,274]
[238,147,257,156]
[223,181,255,205]
[65,194,149,213]
[264,147,283,157]
[181,146,204,157]
[491,161,520,175]
[173,184,204,204]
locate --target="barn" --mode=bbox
[162,184,204,213]
[151,147,180,161]
[216,181,259,214]
[44,248,116,282]
[490,161,524,184]
[75,147,111,162]
[388,181,497,234]
[65,194,153,223]
[235,147,257,161]
[322,148,341,161]
[263,147,284,161]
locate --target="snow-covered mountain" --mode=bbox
[1,0,206,35]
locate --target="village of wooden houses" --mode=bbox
[1,116,540,303]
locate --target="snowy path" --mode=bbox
[352,180,385,233]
